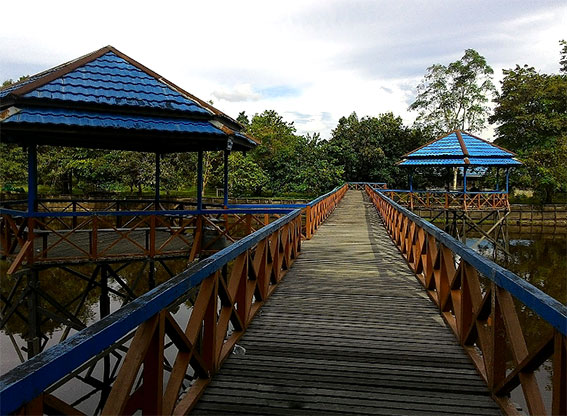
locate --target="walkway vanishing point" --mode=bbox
[191,191,502,415]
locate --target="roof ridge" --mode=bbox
[455,130,469,156]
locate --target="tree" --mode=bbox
[227,153,268,196]
[560,39,567,74]
[0,143,26,192]
[327,112,427,187]
[409,49,496,134]
[490,42,567,203]
[490,65,567,152]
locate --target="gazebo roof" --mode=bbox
[0,46,257,152]
[397,130,522,167]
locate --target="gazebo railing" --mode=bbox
[381,189,509,211]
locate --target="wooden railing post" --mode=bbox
[305,206,312,239]
[552,331,567,416]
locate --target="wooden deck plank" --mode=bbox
[192,191,501,415]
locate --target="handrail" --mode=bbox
[304,184,348,239]
[0,209,303,415]
[383,189,508,195]
[366,184,566,415]
[0,207,296,218]
[372,188,566,333]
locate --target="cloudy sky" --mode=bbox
[1,0,564,139]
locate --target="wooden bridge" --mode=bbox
[0,185,565,416]
[190,191,501,415]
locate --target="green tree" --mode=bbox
[227,153,268,196]
[491,42,567,203]
[328,112,427,186]
[490,65,567,152]
[0,143,27,192]
[560,39,567,74]
[409,49,496,134]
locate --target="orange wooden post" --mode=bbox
[142,311,165,415]
[202,274,218,372]
[91,216,98,260]
[552,331,567,416]
[488,284,507,391]
[305,206,312,239]
[189,215,202,262]
[149,215,156,258]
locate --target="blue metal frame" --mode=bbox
[197,150,203,211]
[155,153,161,204]
[0,208,302,415]
[223,150,229,207]
[372,188,567,336]
[27,144,37,215]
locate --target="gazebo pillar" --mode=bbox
[408,170,414,192]
[505,168,510,194]
[197,150,204,211]
[27,144,38,215]
[223,150,229,207]
[496,168,500,191]
[463,166,468,193]
[155,153,161,206]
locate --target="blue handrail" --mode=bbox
[371,188,567,336]
[0,209,301,415]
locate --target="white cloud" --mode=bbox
[1,0,564,142]
[212,84,261,102]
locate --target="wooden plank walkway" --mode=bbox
[191,191,501,415]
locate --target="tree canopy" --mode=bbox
[491,40,567,202]
[409,49,496,135]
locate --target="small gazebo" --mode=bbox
[0,45,258,213]
[397,130,522,195]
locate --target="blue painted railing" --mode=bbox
[0,209,302,414]
[367,185,566,415]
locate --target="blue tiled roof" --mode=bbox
[399,158,469,166]
[19,52,210,115]
[399,131,521,167]
[468,157,522,166]
[3,107,224,135]
[408,132,514,158]
[399,157,522,167]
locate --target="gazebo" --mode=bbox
[390,130,523,251]
[397,130,522,196]
[0,45,258,213]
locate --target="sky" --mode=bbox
[0,0,565,139]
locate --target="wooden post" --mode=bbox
[197,150,204,212]
[305,206,312,239]
[223,150,229,208]
[552,331,566,416]
[27,144,38,215]
[155,152,161,208]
